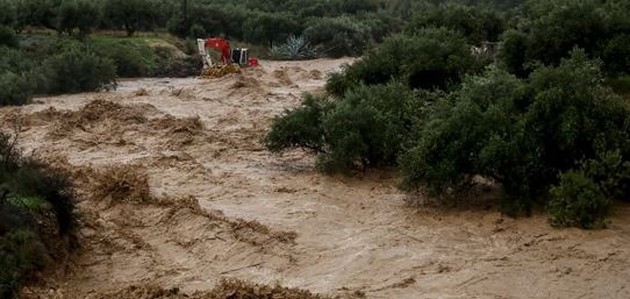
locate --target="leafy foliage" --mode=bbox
[265,93,333,154]
[548,170,609,229]
[402,49,630,222]
[317,83,418,171]
[407,3,506,45]
[499,0,630,77]
[42,44,117,94]
[266,82,421,172]
[303,17,373,58]
[401,65,526,196]
[93,39,150,77]
[326,28,477,96]
[0,71,33,106]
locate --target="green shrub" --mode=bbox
[265,93,333,154]
[325,70,354,98]
[43,45,117,93]
[401,49,630,220]
[355,12,404,43]
[407,4,506,45]
[266,82,420,172]
[523,49,630,175]
[499,0,630,77]
[0,46,36,74]
[95,40,151,77]
[326,28,477,96]
[320,82,418,171]
[0,71,33,106]
[401,65,526,196]
[548,170,610,229]
[580,151,630,200]
[497,29,529,77]
[303,17,372,58]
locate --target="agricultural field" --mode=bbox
[1,0,630,298]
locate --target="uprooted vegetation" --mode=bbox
[0,132,76,298]
[266,23,630,229]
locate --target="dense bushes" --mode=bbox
[265,93,334,155]
[402,50,630,217]
[267,42,630,228]
[0,72,33,106]
[326,28,478,96]
[548,171,610,229]
[499,0,630,77]
[0,39,117,106]
[303,17,372,58]
[407,4,506,45]
[43,45,117,94]
[268,27,487,172]
[0,133,76,298]
[266,83,419,172]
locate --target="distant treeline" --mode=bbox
[0,0,524,57]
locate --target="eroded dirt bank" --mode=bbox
[1,59,629,299]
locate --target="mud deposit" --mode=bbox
[2,59,629,299]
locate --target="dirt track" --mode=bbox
[2,59,630,299]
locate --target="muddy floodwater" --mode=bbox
[2,59,629,299]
